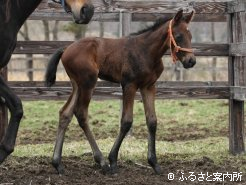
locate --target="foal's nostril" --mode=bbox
[189,59,196,67]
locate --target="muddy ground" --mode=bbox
[0,101,245,184]
[0,155,244,185]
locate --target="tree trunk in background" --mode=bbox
[42,20,50,41]
[211,22,217,81]
[99,22,104,37]
[21,23,33,81]
[53,20,59,41]
[175,63,181,81]
[43,20,52,70]
[27,56,33,81]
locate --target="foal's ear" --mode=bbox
[184,11,195,24]
[174,9,183,23]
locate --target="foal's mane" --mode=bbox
[130,17,171,36]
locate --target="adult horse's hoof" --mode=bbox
[52,161,65,175]
[0,145,12,164]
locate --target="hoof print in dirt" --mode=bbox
[195,156,214,167]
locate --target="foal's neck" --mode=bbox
[135,21,170,61]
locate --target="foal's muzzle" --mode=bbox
[182,57,196,69]
[73,4,94,24]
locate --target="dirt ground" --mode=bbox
[0,101,244,184]
[0,155,244,185]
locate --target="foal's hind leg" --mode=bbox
[108,84,137,173]
[140,85,161,174]
[52,80,78,174]
[74,88,109,173]
[0,76,23,164]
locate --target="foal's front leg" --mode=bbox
[140,85,161,174]
[108,84,137,173]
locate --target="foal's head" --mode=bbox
[64,0,94,24]
[169,10,196,69]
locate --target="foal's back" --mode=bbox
[62,37,130,83]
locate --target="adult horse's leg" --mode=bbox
[140,85,161,174]
[52,80,78,174]
[74,88,109,173]
[108,84,137,173]
[0,76,23,163]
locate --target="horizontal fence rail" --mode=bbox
[9,81,230,100]
[30,0,233,22]
[37,0,229,14]
[30,12,228,22]
[230,43,246,56]
[15,41,246,57]
[14,41,229,56]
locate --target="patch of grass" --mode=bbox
[12,136,246,172]
[5,99,246,180]
[18,99,230,145]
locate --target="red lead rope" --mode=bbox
[168,19,193,63]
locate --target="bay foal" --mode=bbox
[45,10,196,174]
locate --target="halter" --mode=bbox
[168,19,193,63]
[61,0,66,10]
[51,0,69,13]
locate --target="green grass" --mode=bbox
[12,99,246,172]
[14,136,227,160]
[13,137,246,172]
[19,99,230,143]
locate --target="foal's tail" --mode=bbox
[45,47,65,87]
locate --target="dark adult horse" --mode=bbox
[0,0,94,165]
[45,10,196,174]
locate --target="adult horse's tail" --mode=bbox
[45,48,64,87]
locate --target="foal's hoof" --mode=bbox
[52,162,65,175]
[101,163,111,175]
[109,163,119,174]
[153,164,162,175]
[0,145,11,164]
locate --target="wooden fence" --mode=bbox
[0,0,246,155]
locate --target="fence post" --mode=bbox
[121,12,131,37]
[0,68,8,142]
[228,0,246,154]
